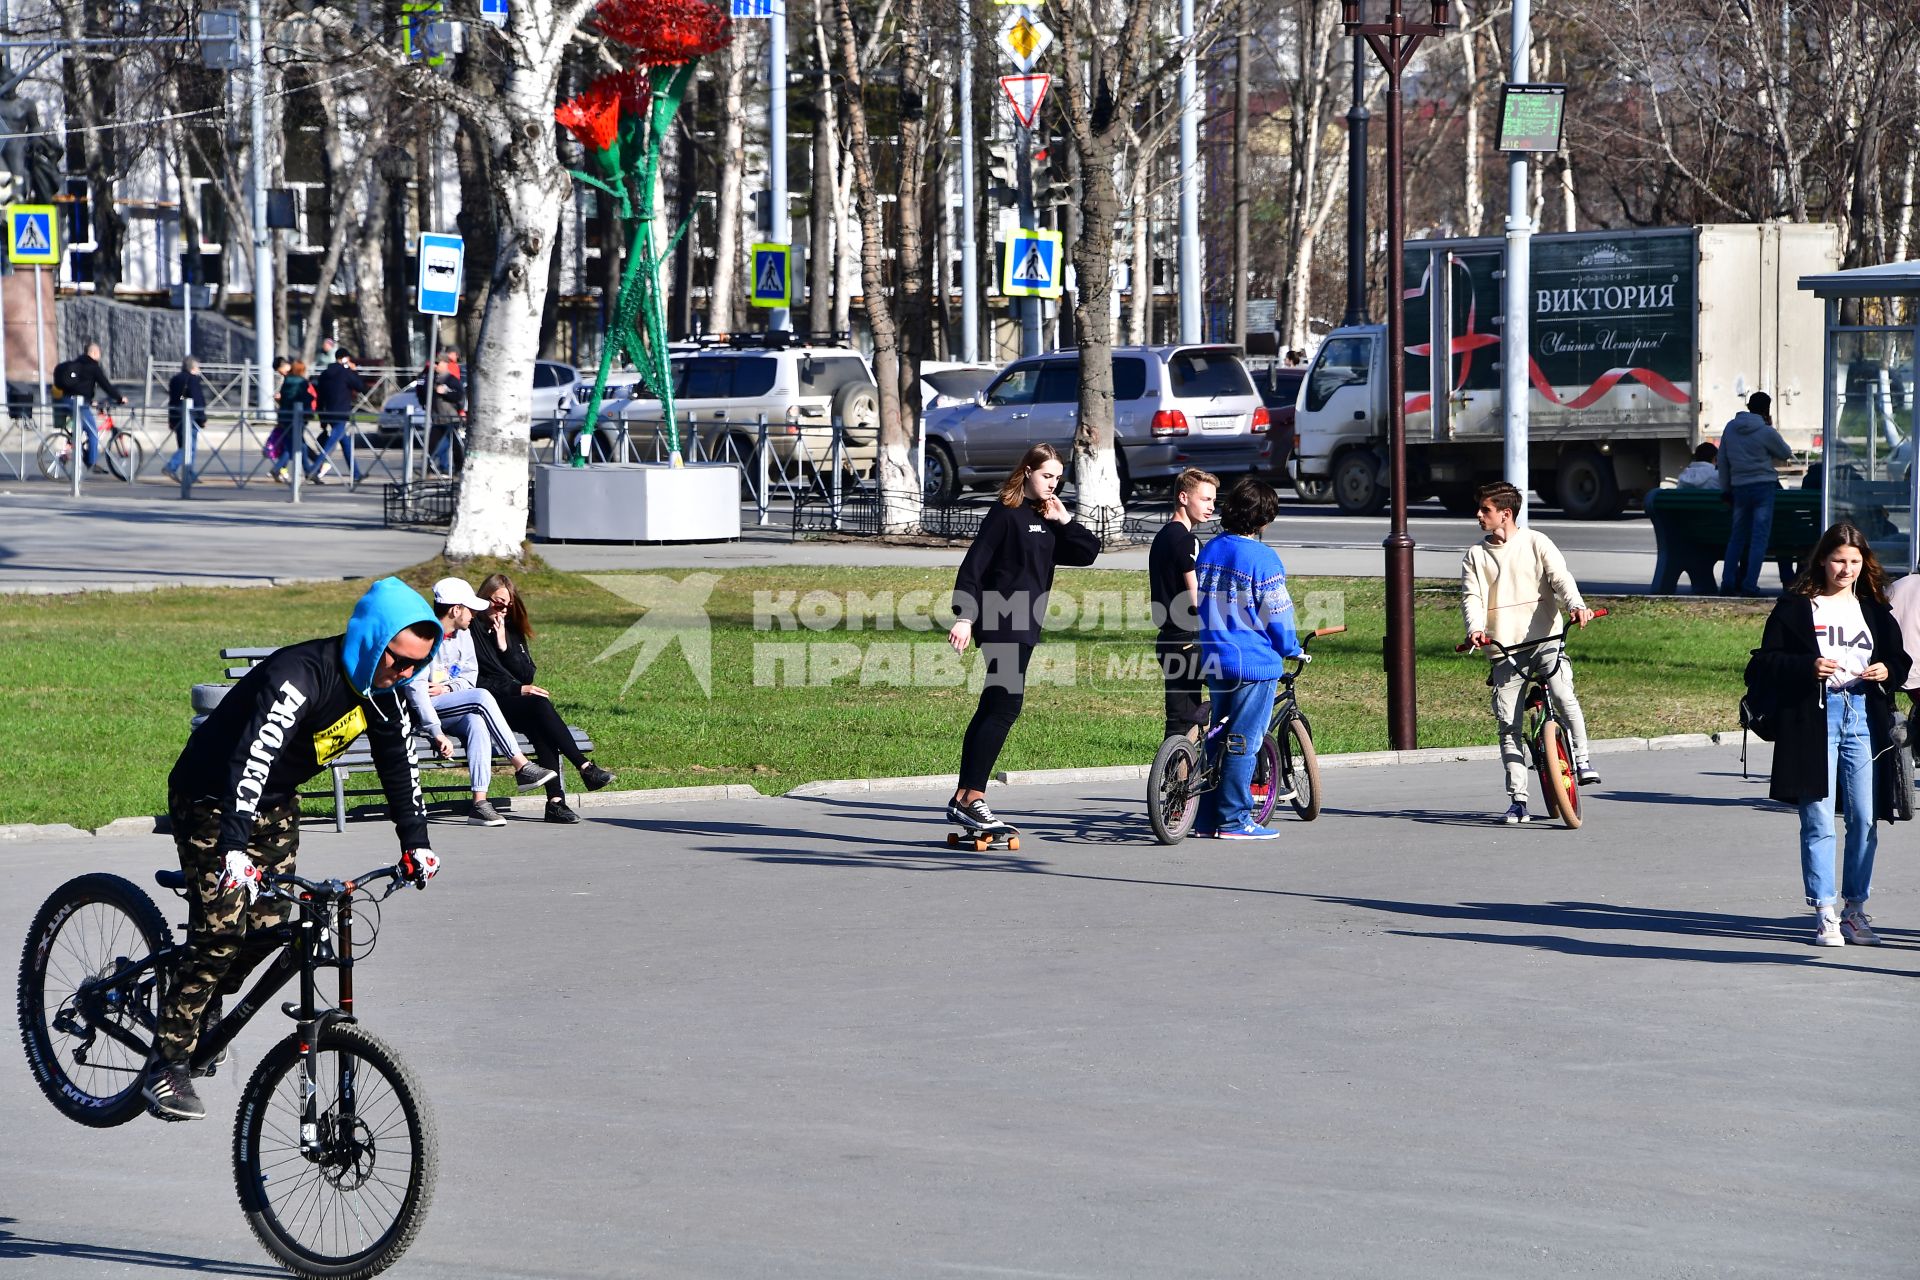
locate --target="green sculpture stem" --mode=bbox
[569,61,699,466]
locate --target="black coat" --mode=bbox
[474,617,538,701]
[1753,591,1910,815]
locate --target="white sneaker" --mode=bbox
[1839,902,1882,946]
[1813,906,1845,947]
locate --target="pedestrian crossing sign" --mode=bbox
[750,242,792,309]
[1000,227,1063,298]
[7,203,57,265]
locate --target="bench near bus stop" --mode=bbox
[1644,486,1822,594]
[192,647,594,830]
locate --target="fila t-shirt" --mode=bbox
[1812,592,1873,690]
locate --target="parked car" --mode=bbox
[919,362,999,412]
[919,345,1271,503]
[1253,364,1326,500]
[374,359,580,444]
[566,340,881,473]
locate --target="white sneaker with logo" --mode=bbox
[1812,906,1845,948]
[1839,902,1881,946]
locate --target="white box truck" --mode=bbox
[1288,223,1839,518]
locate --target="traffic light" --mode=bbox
[198,10,242,70]
[1030,147,1063,211]
[985,144,1018,208]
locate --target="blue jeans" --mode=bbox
[308,413,353,478]
[1199,676,1277,833]
[1722,482,1778,594]
[68,401,100,468]
[1796,688,1877,907]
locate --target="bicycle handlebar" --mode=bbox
[263,860,424,902]
[1455,608,1608,657]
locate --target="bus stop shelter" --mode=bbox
[1797,260,1920,574]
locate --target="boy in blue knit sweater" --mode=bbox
[1193,476,1303,839]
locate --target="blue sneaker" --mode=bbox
[1216,821,1281,841]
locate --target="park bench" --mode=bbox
[191,646,594,832]
[1643,486,1822,594]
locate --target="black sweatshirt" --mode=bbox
[170,636,430,852]
[951,501,1102,645]
[474,618,539,700]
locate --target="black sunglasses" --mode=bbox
[382,644,427,672]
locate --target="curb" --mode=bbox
[0,575,350,597]
[2,732,1759,844]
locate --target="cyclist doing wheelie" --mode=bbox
[145,576,442,1121]
[1192,475,1303,841]
[1462,481,1600,825]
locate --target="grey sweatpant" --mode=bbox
[1489,643,1590,802]
[425,688,521,792]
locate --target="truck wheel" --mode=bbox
[1293,476,1333,504]
[1557,447,1624,520]
[1332,450,1388,516]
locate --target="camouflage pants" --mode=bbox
[154,794,300,1065]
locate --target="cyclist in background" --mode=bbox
[51,341,127,469]
[145,577,442,1122]
[1461,480,1599,825]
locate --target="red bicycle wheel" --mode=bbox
[1540,720,1582,829]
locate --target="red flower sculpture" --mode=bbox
[592,0,732,66]
[555,79,622,152]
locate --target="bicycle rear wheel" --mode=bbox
[1147,734,1201,844]
[16,873,170,1127]
[105,429,143,481]
[1249,734,1282,826]
[1540,719,1582,829]
[1280,717,1323,821]
[235,1024,437,1280]
[35,429,74,482]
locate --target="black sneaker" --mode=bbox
[947,797,1007,832]
[514,761,559,789]
[144,1060,206,1120]
[544,797,581,824]
[580,762,615,792]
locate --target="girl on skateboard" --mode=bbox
[945,443,1101,839]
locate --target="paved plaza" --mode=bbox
[2,743,1914,1277]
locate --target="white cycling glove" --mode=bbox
[217,850,264,903]
[400,849,440,887]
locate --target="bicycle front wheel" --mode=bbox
[105,430,143,481]
[1280,717,1323,822]
[1147,734,1201,844]
[235,1025,437,1280]
[1540,719,1582,829]
[35,429,74,482]
[16,872,170,1127]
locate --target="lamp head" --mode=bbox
[1341,0,1359,26]
[1430,1,1452,25]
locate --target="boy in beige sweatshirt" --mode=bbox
[1462,481,1599,823]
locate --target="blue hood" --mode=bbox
[342,577,439,697]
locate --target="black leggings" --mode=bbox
[493,689,589,798]
[957,642,1034,792]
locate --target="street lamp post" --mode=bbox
[1342,0,1450,752]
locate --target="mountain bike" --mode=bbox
[1456,608,1608,829]
[1147,625,1344,844]
[17,856,439,1280]
[37,401,144,483]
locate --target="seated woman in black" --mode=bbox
[473,572,614,823]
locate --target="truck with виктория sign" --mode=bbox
[1288,223,1838,518]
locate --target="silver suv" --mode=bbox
[568,340,881,473]
[919,344,1271,502]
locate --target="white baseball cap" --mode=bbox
[431,577,490,611]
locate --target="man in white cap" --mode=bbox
[406,577,558,825]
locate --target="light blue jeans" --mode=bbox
[1797,688,1877,907]
[429,688,522,793]
[1199,676,1277,833]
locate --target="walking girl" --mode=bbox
[945,443,1101,836]
[1750,522,1910,946]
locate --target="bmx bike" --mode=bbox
[38,401,143,483]
[1146,625,1345,844]
[1456,608,1608,829]
[17,855,439,1279]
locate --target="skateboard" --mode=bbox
[946,824,1020,852]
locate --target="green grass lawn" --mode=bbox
[0,558,1770,830]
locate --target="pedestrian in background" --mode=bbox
[1750,521,1909,947]
[163,356,208,480]
[1674,441,1718,489]
[309,350,369,485]
[1150,467,1218,739]
[1718,391,1792,596]
[943,442,1101,838]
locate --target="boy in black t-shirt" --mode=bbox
[1149,468,1219,738]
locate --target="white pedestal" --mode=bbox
[532,463,742,542]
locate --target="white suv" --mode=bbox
[568,339,882,474]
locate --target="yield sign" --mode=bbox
[997,8,1053,72]
[1000,74,1050,129]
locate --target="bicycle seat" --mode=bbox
[155,869,186,890]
